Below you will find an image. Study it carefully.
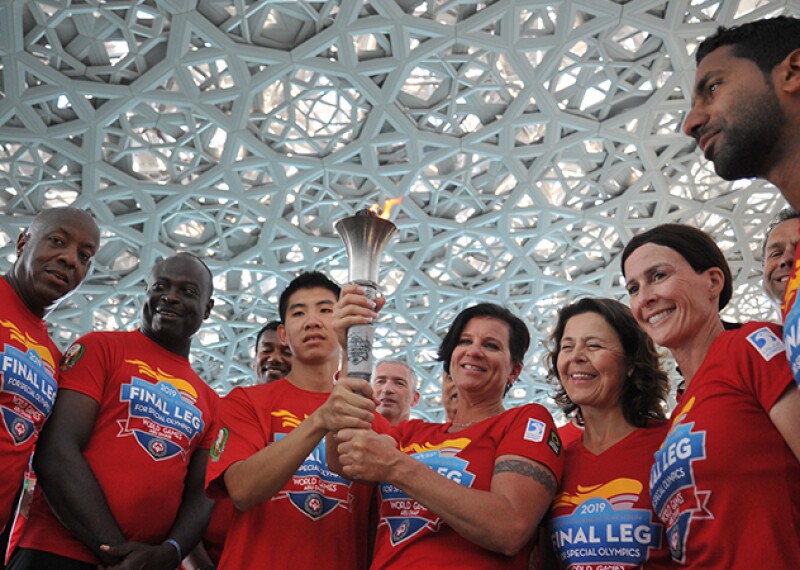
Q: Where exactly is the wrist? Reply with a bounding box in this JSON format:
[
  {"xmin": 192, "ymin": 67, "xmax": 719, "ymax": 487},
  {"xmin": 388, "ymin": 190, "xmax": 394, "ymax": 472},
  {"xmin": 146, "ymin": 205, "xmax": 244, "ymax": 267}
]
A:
[{"xmin": 163, "ymin": 538, "xmax": 182, "ymax": 569}]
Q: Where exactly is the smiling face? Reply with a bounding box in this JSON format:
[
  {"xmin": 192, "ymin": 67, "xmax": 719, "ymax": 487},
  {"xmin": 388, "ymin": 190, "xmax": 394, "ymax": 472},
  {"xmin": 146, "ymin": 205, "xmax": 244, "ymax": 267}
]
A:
[
  {"xmin": 556, "ymin": 312, "xmax": 627, "ymax": 414},
  {"xmin": 372, "ymin": 361, "xmax": 419, "ymax": 425},
  {"xmin": 683, "ymin": 45, "xmax": 786, "ymax": 183},
  {"xmin": 763, "ymin": 217, "xmax": 800, "ymax": 304},
  {"xmin": 254, "ymin": 328, "xmax": 293, "ymax": 384},
  {"xmin": 623, "ymin": 243, "xmax": 723, "ymax": 351},
  {"xmin": 279, "ymin": 286, "xmax": 339, "ymax": 366},
  {"xmin": 11, "ymin": 208, "xmax": 99, "ymax": 318},
  {"xmin": 140, "ymin": 255, "xmax": 213, "ymax": 356},
  {"xmin": 449, "ymin": 316, "xmax": 522, "ymax": 405}
]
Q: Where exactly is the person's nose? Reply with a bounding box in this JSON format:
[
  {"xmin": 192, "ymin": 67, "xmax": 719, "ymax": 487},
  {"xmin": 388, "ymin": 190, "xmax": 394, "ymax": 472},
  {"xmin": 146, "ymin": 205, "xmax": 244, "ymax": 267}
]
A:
[
  {"xmin": 781, "ymin": 247, "xmax": 796, "ymax": 268},
  {"xmin": 682, "ymin": 102, "xmax": 707, "ymax": 140},
  {"xmin": 57, "ymin": 244, "xmax": 79, "ymax": 269}
]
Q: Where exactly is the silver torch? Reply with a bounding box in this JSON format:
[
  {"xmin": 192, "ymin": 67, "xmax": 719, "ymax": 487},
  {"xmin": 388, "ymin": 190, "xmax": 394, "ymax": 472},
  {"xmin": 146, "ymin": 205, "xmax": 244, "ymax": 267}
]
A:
[{"xmin": 334, "ymin": 208, "xmax": 398, "ymax": 381}]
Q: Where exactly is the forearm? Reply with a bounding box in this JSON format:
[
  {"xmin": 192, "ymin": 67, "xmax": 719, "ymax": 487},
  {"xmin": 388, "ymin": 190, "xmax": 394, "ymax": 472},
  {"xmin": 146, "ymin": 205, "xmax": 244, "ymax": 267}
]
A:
[
  {"xmin": 224, "ymin": 411, "xmax": 328, "ymax": 510},
  {"xmin": 388, "ymin": 454, "xmax": 549, "ymax": 556},
  {"xmin": 163, "ymin": 450, "xmax": 215, "ymax": 563},
  {"xmin": 35, "ymin": 449, "xmax": 125, "ymax": 561}
]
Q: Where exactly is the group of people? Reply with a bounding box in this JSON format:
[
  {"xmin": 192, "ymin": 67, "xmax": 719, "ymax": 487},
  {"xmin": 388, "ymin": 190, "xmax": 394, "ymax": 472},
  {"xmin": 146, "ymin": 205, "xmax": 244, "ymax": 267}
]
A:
[{"xmin": 1, "ymin": 15, "xmax": 799, "ymax": 570}]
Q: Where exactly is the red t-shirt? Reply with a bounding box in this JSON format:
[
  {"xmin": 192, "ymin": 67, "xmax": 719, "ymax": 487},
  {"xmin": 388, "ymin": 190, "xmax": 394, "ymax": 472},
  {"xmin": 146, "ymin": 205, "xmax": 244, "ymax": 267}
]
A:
[
  {"xmin": 371, "ymin": 404, "xmax": 564, "ymax": 569},
  {"xmin": 548, "ymin": 421, "xmax": 672, "ymax": 569},
  {"xmin": 206, "ymin": 379, "xmax": 372, "ymax": 570},
  {"xmin": 650, "ymin": 322, "xmax": 800, "ymax": 566},
  {"xmin": 20, "ymin": 330, "xmax": 219, "ymax": 563},
  {"xmin": 557, "ymin": 420, "xmax": 584, "ymax": 448},
  {"xmin": 199, "ymin": 496, "xmax": 233, "ymax": 564},
  {"xmin": 0, "ymin": 278, "xmax": 60, "ymax": 533}
]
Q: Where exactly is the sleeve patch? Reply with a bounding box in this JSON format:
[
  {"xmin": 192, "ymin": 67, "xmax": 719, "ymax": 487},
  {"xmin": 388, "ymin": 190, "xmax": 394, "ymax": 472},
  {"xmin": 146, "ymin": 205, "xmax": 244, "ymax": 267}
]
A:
[
  {"xmin": 524, "ymin": 418, "xmax": 546, "ymax": 442},
  {"xmin": 746, "ymin": 327, "xmax": 784, "ymax": 361},
  {"xmin": 60, "ymin": 343, "xmax": 85, "ymax": 371},
  {"xmin": 547, "ymin": 429, "xmax": 562, "ymax": 456},
  {"xmin": 210, "ymin": 427, "xmax": 228, "ymax": 462}
]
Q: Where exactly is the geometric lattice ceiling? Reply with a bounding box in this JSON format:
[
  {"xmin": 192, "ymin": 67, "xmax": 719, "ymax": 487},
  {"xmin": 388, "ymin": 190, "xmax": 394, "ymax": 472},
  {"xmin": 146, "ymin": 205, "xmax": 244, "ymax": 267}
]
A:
[{"xmin": 2, "ymin": 0, "xmax": 797, "ymax": 421}]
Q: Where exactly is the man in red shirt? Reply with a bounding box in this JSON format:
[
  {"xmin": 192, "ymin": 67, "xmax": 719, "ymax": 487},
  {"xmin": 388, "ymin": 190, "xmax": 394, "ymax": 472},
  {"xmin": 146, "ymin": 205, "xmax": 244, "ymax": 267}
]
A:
[
  {"xmin": 206, "ymin": 272, "xmax": 376, "ymax": 569},
  {"xmin": 0, "ymin": 208, "xmax": 99, "ymax": 562},
  {"xmin": 10, "ymin": 253, "xmax": 219, "ymax": 570}
]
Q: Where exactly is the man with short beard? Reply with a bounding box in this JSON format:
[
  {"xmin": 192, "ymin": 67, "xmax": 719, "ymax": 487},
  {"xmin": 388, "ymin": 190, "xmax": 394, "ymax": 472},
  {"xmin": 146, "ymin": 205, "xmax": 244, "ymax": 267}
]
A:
[
  {"xmin": 684, "ymin": 17, "xmax": 800, "ymax": 384},
  {"xmin": 684, "ymin": 17, "xmax": 800, "ymax": 208}
]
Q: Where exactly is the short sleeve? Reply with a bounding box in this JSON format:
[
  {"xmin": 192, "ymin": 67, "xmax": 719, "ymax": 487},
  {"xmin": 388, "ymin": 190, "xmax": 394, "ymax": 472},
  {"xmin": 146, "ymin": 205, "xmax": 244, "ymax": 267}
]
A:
[
  {"xmin": 58, "ymin": 332, "xmax": 113, "ymax": 403},
  {"xmin": 205, "ymin": 387, "xmax": 269, "ymax": 497},
  {"xmin": 496, "ymin": 404, "xmax": 564, "ymax": 484},
  {"xmin": 736, "ymin": 323, "xmax": 795, "ymax": 412}
]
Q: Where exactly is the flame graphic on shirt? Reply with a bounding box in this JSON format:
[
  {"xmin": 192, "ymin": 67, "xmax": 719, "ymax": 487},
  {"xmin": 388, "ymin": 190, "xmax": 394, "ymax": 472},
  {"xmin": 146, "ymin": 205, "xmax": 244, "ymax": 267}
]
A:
[
  {"xmin": 670, "ymin": 396, "xmax": 695, "ymax": 429},
  {"xmin": 0, "ymin": 319, "xmax": 56, "ymax": 371},
  {"xmin": 272, "ymin": 409, "xmax": 307, "ymax": 429},
  {"xmin": 554, "ymin": 478, "xmax": 643, "ymax": 511},
  {"xmin": 124, "ymin": 359, "xmax": 198, "ymax": 403},
  {"xmin": 400, "ymin": 438, "xmax": 471, "ymax": 455},
  {"xmin": 782, "ymin": 258, "xmax": 800, "ymax": 320}
]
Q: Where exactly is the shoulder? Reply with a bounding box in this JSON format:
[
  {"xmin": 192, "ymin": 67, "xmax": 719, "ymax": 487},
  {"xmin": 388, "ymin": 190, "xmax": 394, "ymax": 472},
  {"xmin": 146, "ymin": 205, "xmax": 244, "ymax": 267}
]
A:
[{"xmin": 729, "ymin": 321, "xmax": 785, "ymax": 363}]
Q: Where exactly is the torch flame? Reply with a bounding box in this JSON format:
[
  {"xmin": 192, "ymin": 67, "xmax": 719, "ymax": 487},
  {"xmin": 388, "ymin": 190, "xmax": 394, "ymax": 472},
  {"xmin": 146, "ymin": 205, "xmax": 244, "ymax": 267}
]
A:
[{"xmin": 369, "ymin": 197, "xmax": 403, "ymax": 220}]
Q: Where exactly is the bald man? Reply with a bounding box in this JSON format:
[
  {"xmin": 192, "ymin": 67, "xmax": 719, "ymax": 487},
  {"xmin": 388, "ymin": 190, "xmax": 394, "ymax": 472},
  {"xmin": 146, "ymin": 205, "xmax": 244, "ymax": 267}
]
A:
[{"xmin": 0, "ymin": 208, "xmax": 99, "ymax": 538}]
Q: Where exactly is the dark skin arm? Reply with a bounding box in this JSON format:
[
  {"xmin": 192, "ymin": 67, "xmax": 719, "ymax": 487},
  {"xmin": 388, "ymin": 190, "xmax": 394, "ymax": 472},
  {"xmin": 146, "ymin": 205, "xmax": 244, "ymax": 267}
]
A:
[
  {"xmin": 33, "ymin": 389, "xmax": 127, "ymax": 565},
  {"xmin": 34, "ymin": 389, "xmax": 212, "ymax": 569}
]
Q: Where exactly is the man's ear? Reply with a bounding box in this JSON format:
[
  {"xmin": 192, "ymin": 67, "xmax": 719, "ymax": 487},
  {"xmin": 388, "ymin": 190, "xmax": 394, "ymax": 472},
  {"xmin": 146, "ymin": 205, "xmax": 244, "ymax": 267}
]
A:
[
  {"xmin": 778, "ymin": 48, "xmax": 800, "ymax": 94},
  {"xmin": 204, "ymin": 298, "xmax": 214, "ymax": 319},
  {"xmin": 706, "ymin": 266, "xmax": 725, "ymax": 300},
  {"xmin": 278, "ymin": 323, "xmax": 288, "ymax": 344},
  {"xmin": 16, "ymin": 231, "xmax": 29, "ymax": 257}
]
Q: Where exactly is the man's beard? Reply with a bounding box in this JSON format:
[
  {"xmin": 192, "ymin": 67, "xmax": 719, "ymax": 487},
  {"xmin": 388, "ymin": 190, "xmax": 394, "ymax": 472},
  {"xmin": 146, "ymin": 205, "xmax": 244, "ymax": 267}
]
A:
[{"xmin": 710, "ymin": 88, "xmax": 785, "ymax": 182}]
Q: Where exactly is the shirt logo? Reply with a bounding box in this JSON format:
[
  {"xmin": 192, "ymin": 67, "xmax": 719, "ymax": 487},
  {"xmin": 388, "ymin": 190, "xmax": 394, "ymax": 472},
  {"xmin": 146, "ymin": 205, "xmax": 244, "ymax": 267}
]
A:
[
  {"xmin": 548, "ymin": 429, "xmax": 562, "ymax": 456},
  {"xmin": 0, "ymin": 343, "xmax": 57, "ymax": 444},
  {"xmin": 118, "ymin": 377, "xmax": 205, "ymax": 461},
  {"xmin": 524, "ymin": 418, "xmax": 546, "ymax": 442},
  {"xmin": 551, "ymin": 479, "xmax": 663, "ymax": 568},
  {"xmin": 274, "ymin": 432, "xmax": 353, "ymax": 520},
  {"xmin": 746, "ymin": 327, "xmax": 783, "ymax": 361},
  {"xmin": 380, "ymin": 441, "xmax": 475, "ymax": 546},
  {"xmin": 649, "ymin": 421, "xmax": 711, "ymax": 564}
]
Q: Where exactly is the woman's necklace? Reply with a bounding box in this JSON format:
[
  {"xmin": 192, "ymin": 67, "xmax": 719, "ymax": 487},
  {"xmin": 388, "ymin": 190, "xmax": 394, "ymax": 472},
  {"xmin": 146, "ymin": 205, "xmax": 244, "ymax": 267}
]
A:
[{"xmin": 450, "ymin": 420, "xmax": 477, "ymax": 428}]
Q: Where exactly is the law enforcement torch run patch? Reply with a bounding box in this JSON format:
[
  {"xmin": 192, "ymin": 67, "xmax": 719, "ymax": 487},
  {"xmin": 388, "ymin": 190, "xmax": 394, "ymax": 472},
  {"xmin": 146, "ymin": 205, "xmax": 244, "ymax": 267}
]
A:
[{"xmin": 210, "ymin": 427, "xmax": 228, "ymax": 462}]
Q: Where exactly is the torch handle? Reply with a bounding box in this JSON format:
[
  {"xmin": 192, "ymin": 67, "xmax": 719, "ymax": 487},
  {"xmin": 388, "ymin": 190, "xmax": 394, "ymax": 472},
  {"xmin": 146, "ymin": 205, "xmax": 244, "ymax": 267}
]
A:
[{"xmin": 346, "ymin": 280, "xmax": 378, "ymax": 381}]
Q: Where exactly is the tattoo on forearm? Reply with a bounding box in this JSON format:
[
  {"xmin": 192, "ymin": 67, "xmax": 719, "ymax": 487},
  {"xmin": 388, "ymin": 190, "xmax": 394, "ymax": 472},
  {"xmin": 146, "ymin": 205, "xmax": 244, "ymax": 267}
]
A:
[{"xmin": 494, "ymin": 460, "xmax": 557, "ymax": 495}]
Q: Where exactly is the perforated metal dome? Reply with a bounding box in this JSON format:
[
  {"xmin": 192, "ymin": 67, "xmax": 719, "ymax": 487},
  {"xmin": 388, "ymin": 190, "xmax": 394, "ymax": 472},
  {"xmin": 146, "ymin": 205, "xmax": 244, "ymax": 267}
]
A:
[{"xmin": 1, "ymin": 0, "xmax": 796, "ymax": 421}]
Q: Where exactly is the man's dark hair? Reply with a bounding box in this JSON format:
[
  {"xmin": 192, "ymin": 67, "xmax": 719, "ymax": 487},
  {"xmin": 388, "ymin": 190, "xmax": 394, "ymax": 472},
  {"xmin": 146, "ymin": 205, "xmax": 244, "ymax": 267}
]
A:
[
  {"xmin": 621, "ymin": 223, "xmax": 733, "ymax": 311},
  {"xmin": 278, "ymin": 271, "xmax": 341, "ymax": 322},
  {"xmin": 761, "ymin": 208, "xmax": 800, "ymax": 263},
  {"xmin": 696, "ymin": 16, "xmax": 800, "ymax": 74},
  {"xmin": 254, "ymin": 320, "xmax": 282, "ymax": 351},
  {"xmin": 437, "ymin": 303, "xmax": 530, "ymax": 374}
]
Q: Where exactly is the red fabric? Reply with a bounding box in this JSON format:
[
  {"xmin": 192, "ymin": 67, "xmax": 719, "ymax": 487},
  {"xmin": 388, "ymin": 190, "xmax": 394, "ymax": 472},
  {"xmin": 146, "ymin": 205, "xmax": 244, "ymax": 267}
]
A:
[
  {"xmin": 206, "ymin": 379, "xmax": 371, "ymax": 570},
  {"xmin": 20, "ymin": 330, "xmax": 219, "ymax": 563},
  {"xmin": 548, "ymin": 421, "xmax": 672, "ymax": 569},
  {"xmin": 371, "ymin": 404, "xmax": 564, "ymax": 569},
  {"xmin": 0, "ymin": 278, "xmax": 60, "ymax": 533},
  {"xmin": 650, "ymin": 321, "xmax": 800, "ymax": 566},
  {"xmin": 557, "ymin": 420, "xmax": 584, "ymax": 447},
  {"xmin": 201, "ymin": 497, "xmax": 233, "ymax": 563}
]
